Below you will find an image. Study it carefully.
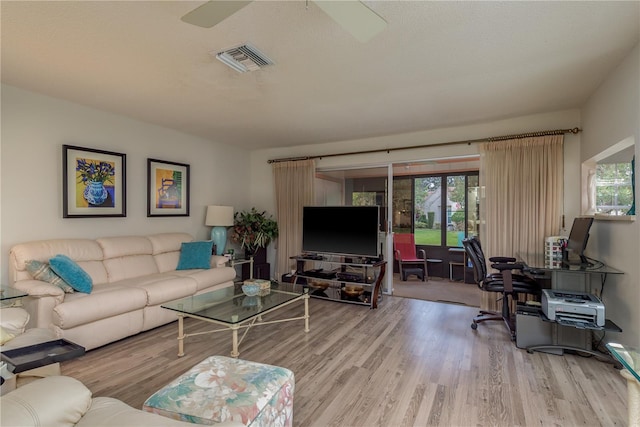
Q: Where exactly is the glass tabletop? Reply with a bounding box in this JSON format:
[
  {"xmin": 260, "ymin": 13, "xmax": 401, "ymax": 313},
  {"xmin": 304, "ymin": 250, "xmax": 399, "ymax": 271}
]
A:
[
  {"xmin": 0, "ymin": 287, "xmax": 28, "ymax": 301},
  {"xmin": 517, "ymin": 252, "xmax": 624, "ymax": 274},
  {"xmin": 606, "ymin": 342, "xmax": 640, "ymax": 382},
  {"xmin": 162, "ymin": 282, "xmax": 305, "ymax": 325}
]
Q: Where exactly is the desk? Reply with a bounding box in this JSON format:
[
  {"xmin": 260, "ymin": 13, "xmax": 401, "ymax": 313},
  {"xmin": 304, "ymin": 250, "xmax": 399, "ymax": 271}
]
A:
[
  {"xmin": 518, "ymin": 252, "xmax": 623, "ymax": 356},
  {"xmin": 606, "ymin": 343, "xmax": 640, "ymax": 425}
]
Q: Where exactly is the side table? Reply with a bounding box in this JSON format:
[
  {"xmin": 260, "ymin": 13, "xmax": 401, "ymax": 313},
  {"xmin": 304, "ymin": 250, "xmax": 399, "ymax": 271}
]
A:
[
  {"xmin": 606, "ymin": 342, "xmax": 640, "ymax": 426},
  {"xmin": 228, "ymin": 255, "xmax": 253, "ymax": 283},
  {"xmin": 448, "ymin": 248, "xmax": 467, "ymax": 282},
  {"xmin": 0, "ymin": 287, "xmax": 28, "ymax": 308}
]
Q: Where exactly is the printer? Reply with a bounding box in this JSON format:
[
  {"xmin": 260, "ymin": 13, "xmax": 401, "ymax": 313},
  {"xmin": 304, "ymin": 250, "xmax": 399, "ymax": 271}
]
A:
[{"xmin": 541, "ymin": 289, "xmax": 605, "ymax": 327}]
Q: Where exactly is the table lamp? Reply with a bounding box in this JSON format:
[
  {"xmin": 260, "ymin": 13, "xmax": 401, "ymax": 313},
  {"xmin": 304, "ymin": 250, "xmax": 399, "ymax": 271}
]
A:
[{"xmin": 205, "ymin": 205, "xmax": 234, "ymax": 255}]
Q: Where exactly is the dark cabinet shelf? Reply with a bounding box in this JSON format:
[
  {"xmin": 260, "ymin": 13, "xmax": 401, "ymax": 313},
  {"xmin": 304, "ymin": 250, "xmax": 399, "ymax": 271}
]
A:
[{"xmin": 290, "ymin": 255, "xmax": 386, "ymax": 309}]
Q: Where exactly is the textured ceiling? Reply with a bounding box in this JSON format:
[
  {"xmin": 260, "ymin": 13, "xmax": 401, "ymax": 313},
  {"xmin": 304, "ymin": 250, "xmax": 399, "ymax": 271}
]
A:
[{"xmin": 2, "ymin": 1, "xmax": 639, "ymax": 149}]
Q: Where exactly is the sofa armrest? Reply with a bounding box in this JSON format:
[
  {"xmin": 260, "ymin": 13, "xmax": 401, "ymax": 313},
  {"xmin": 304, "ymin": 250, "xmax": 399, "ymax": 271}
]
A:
[
  {"xmin": 211, "ymin": 255, "xmax": 229, "ymax": 268},
  {"xmin": 0, "ymin": 376, "xmax": 91, "ymax": 426},
  {"xmin": 78, "ymin": 397, "xmax": 239, "ymax": 427},
  {"xmin": 13, "ymin": 280, "xmax": 65, "ymax": 302},
  {"xmin": 0, "ymin": 307, "xmax": 30, "ymax": 335}
]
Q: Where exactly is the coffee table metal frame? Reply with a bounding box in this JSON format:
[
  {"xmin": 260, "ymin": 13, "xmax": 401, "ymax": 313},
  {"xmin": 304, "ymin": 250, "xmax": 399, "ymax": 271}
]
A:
[{"xmin": 162, "ymin": 284, "xmax": 309, "ymax": 358}]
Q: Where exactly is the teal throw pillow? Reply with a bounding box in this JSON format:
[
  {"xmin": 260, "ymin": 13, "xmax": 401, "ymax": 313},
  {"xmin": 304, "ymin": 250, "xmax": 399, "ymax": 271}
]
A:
[
  {"xmin": 49, "ymin": 254, "xmax": 93, "ymax": 293},
  {"xmin": 25, "ymin": 259, "xmax": 75, "ymax": 293},
  {"xmin": 176, "ymin": 241, "xmax": 213, "ymax": 270}
]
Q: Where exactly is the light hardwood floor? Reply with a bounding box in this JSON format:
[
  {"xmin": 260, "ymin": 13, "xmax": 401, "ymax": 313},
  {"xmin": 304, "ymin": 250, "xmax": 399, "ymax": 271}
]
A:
[{"xmin": 61, "ymin": 296, "xmax": 628, "ymax": 426}]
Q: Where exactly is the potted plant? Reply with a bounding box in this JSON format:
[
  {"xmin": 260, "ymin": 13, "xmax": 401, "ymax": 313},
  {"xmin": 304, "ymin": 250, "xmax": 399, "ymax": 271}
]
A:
[{"xmin": 231, "ymin": 208, "xmax": 278, "ymax": 259}]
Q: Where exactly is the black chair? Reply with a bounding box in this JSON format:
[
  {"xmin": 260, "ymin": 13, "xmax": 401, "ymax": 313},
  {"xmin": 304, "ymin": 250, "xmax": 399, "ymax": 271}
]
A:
[{"xmin": 462, "ymin": 236, "xmax": 541, "ymax": 340}]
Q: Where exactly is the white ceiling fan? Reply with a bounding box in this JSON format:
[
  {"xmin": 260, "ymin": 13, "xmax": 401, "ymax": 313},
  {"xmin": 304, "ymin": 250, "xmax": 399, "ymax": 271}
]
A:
[{"xmin": 181, "ymin": 0, "xmax": 387, "ymax": 43}]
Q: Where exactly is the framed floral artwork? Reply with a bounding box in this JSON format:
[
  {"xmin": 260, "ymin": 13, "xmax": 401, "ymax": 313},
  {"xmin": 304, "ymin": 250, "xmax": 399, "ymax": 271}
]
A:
[
  {"xmin": 147, "ymin": 158, "xmax": 190, "ymax": 217},
  {"xmin": 63, "ymin": 145, "xmax": 127, "ymax": 218}
]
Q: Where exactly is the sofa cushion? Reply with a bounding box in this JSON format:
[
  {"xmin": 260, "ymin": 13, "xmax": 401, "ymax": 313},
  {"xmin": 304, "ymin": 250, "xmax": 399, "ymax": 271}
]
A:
[
  {"xmin": 0, "ymin": 376, "xmax": 92, "ymax": 427},
  {"xmin": 148, "ymin": 233, "xmax": 193, "ymax": 255},
  {"xmin": 176, "ymin": 241, "xmax": 213, "ymax": 270},
  {"xmin": 10, "ymin": 239, "xmax": 105, "ymax": 283},
  {"xmin": 119, "ymin": 275, "xmax": 198, "ymax": 306},
  {"xmin": 9, "ymin": 239, "xmax": 104, "ymax": 270},
  {"xmin": 49, "ymin": 255, "xmax": 93, "ymax": 294},
  {"xmin": 102, "ymin": 255, "xmax": 159, "ymax": 283},
  {"xmin": 172, "ymin": 267, "xmax": 237, "ymax": 292},
  {"xmin": 97, "ymin": 236, "xmax": 153, "ymax": 259},
  {"xmin": 52, "ymin": 286, "xmax": 148, "ymax": 329},
  {"xmin": 25, "ymin": 260, "xmax": 75, "ymax": 293}
]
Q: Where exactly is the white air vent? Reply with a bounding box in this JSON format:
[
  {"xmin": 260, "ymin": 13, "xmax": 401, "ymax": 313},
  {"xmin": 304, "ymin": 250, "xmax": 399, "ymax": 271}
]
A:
[{"xmin": 214, "ymin": 43, "xmax": 274, "ymax": 73}]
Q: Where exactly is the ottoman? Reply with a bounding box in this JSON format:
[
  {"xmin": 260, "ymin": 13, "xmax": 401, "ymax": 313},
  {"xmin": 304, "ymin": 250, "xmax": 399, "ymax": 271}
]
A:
[{"xmin": 143, "ymin": 356, "xmax": 294, "ymax": 426}]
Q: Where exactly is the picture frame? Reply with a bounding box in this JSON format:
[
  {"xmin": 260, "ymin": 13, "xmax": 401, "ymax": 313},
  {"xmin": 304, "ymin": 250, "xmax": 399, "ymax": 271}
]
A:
[
  {"xmin": 63, "ymin": 145, "xmax": 127, "ymax": 218},
  {"xmin": 147, "ymin": 158, "xmax": 190, "ymax": 217}
]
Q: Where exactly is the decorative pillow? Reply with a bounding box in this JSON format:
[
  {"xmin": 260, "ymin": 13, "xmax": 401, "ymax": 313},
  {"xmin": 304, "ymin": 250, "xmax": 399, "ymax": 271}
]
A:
[
  {"xmin": 176, "ymin": 241, "xmax": 214, "ymax": 270},
  {"xmin": 0, "ymin": 327, "xmax": 15, "ymax": 345},
  {"xmin": 25, "ymin": 260, "xmax": 75, "ymax": 293},
  {"xmin": 49, "ymin": 254, "xmax": 93, "ymax": 293}
]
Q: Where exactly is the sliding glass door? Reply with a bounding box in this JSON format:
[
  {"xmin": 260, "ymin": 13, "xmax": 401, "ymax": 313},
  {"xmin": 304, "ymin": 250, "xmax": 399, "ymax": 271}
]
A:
[{"xmin": 394, "ymin": 172, "xmax": 479, "ymax": 247}]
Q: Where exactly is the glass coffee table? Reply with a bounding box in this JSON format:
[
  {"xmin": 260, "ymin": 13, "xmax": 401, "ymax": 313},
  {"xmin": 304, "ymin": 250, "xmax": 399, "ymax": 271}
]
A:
[
  {"xmin": 606, "ymin": 343, "xmax": 640, "ymax": 426},
  {"xmin": 162, "ymin": 283, "xmax": 309, "ymax": 358}
]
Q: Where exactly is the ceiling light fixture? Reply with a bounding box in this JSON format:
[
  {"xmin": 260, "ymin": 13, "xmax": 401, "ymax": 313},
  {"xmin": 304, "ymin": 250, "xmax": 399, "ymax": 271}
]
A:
[{"xmin": 214, "ymin": 43, "xmax": 274, "ymax": 73}]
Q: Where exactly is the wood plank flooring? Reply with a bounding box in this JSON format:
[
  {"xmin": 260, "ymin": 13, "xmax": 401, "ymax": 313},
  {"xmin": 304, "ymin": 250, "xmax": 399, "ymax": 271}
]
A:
[{"xmin": 61, "ymin": 296, "xmax": 628, "ymax": 426}]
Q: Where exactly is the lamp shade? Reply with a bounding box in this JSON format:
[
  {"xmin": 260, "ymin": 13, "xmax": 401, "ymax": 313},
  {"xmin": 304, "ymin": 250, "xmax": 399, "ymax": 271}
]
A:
[{"xmin": 205, "ymin": 205, "xmax": 234, "ymax": 226}]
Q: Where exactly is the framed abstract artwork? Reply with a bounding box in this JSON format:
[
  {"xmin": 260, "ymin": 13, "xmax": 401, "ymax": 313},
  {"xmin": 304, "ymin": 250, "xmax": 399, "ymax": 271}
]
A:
[
  {"xmin": 63, "ymin": 145, "xmax": 127, "ymax": 218},
  {"xmin": 147, "ymin": 158, "xmax": 190, "ymax": 217}
]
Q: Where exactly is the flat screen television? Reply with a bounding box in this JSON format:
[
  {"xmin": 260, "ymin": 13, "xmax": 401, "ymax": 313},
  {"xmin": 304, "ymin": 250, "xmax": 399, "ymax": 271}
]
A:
[
  {"xmin": 564, "ymin": 217, "xmax": 594, "ymax": 266},
  {"xmin": 302, "ymin": 206, "xmax": 380, "ymax": 258}
]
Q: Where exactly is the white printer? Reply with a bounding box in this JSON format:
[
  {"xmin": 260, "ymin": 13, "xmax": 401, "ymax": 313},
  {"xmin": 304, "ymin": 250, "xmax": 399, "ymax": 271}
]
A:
[{"xmin": 541, "ymin": 289, "xmax": 605, "ymax": 327}]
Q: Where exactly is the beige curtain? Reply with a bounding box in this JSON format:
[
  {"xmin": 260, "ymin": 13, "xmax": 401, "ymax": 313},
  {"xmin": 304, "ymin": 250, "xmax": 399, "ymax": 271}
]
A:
[
  {"xmin": 479, "ymin": 135, "xmax": 563, "ymax": 310},
  {"xmin": 273, "ymin": 159, "xmax": 315, "ymax": 279}
]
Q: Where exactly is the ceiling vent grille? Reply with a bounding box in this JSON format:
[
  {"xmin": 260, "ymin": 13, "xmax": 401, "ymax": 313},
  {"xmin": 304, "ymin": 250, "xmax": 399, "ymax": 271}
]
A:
[{"xmin": 214, "ymin": 43, "xmax": 274, "ymax": 73}]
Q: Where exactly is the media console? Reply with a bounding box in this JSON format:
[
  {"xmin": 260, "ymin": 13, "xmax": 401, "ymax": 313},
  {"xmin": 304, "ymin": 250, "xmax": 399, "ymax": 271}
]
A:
[{"xmin": 290, "ymin": 254, "xmax": 386, "ymax": 309}]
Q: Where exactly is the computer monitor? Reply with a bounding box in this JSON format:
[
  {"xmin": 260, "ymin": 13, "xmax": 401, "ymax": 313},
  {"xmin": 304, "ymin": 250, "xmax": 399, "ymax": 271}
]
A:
[{"xmin": 563, "ymin": 217, "xmax": 594, "ymax": 266}]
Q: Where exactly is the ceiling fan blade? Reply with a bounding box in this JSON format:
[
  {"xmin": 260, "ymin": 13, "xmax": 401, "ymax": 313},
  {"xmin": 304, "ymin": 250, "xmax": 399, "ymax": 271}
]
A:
[
  {"xmin": 314, "ymin": 1, "xmax": 387, "ymax": 43},
  {"xmin": 181, "ymin": 1, "xmax": 253, "ymax": 28}
]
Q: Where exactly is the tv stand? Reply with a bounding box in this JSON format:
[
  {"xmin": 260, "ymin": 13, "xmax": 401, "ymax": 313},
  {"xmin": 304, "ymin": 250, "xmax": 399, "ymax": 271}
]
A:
[{"xmin": 290, "ymin": 254, "xmax": 386, "ymax": 309}]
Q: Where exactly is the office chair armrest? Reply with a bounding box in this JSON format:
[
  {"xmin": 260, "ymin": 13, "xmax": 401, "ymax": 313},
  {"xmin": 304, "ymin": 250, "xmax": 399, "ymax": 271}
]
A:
[
  {"xmin": 489, "ymin": 256, "xmax": 516, "ymax": 263},
  {"xmin": 490, "ymin": 262, "xmax": 525, "ymax": 272},
  {"xmin": 417, "ymin": 248, "xmax": 426, "ymax": 260}
]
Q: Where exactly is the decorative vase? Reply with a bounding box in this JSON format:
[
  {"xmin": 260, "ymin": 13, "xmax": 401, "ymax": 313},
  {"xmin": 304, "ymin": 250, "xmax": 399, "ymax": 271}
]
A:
[{"xmin": 84, "ymin": 181, "xmax": 108, "ymax": 206}]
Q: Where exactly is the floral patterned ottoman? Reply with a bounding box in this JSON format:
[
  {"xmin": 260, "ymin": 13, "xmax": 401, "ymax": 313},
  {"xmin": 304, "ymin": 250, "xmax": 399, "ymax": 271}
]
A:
[{"xmin": 143, "ymin": 356, "xmax": 294, "ymax": 426}]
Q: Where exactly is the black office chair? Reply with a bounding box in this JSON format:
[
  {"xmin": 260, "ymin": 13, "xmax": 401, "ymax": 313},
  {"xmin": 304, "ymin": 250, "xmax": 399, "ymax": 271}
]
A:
[{"xmin": 463, "ymin": 236, "xmax": 541, "ymax": 340}]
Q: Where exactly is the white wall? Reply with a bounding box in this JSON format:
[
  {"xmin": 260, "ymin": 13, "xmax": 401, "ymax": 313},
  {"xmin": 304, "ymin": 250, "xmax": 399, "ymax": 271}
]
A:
[
  {"xmin": 1, "ymin": 84, "xmax": 251, "ymax": 284},
  {"xmin": 581, "ymin": 44, "xmax": 639, "ymax": 347}
]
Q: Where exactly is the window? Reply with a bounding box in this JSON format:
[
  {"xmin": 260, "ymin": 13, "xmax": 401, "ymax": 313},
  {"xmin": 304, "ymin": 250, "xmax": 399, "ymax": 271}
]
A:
[
  {"xmin": 582, "ymin": 137, "xmax": 635, "ymax": 218},
  {"xmin": 595, "ymin": 162, "xmax": 633, "ymax": 215},
  {"xmin": 393, "ymin": 172, "xmax": 479, "ymax": 246}
]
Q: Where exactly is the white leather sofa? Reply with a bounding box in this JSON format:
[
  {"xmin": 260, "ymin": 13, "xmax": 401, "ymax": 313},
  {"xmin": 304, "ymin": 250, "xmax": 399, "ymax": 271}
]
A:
[
  {"xmin": 1, "ymin": 307, "xmax": 61, "ymax": 395},
  {"xmin": 8, "ymin": 233, "xmax": 236, "ymax": 350},
  {"xmin": 1, "ymin": 375, "xmax": 244, "ymax": 426}
]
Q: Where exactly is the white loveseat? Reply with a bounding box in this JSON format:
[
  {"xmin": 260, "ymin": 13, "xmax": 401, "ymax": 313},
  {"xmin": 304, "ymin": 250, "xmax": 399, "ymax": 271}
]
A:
[
  {"xmin": 8, "ymin": 233, "xmax": 236, "ymax": 350},
  {"xmin": 1, "ymin": 375, "xmax": 244, "ymax": 426}
]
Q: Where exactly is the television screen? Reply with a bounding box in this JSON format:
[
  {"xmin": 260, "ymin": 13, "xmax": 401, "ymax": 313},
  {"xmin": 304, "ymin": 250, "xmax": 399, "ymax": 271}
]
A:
[{"xmin": 302, "ymin": 206, "xmax": 380, "ymax": 258}]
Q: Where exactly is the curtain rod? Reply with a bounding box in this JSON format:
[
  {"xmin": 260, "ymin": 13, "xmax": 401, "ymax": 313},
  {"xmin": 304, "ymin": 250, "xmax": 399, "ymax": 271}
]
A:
[{"xmin": 267, "ymin": 127, "xmax": 581, "ymax": 164}]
